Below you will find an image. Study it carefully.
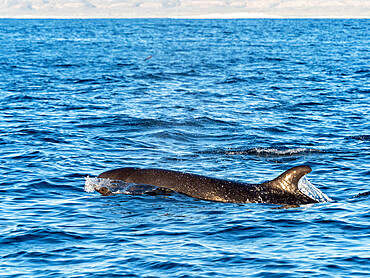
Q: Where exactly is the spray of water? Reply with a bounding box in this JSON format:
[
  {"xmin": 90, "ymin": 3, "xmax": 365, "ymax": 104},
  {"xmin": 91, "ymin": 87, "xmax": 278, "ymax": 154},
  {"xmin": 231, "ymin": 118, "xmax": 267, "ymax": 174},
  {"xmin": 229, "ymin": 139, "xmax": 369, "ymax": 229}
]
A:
[
  {"xmin": 84, "ymin": 176, "xmax": 133, "ymax": 194},
  {"xmin": 298, "ymin": 176, "xmax": 332, "ymax": 202}
]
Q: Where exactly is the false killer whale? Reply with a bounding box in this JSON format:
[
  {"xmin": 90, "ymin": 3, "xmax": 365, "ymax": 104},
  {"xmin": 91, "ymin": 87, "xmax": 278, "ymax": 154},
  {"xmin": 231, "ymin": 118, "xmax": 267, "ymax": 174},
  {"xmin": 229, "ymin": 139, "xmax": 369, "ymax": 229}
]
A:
[{"xmin": 93, "ymin": 165, "xmax": 320, "ymax": 205}]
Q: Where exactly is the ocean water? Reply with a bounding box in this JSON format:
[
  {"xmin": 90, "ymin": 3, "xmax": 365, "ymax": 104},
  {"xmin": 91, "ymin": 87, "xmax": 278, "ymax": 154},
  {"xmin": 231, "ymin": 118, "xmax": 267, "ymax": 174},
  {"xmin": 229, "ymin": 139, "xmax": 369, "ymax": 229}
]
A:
[{"xmin": 0, "ymin": 19, "xmax": 369, "ymax": 277}]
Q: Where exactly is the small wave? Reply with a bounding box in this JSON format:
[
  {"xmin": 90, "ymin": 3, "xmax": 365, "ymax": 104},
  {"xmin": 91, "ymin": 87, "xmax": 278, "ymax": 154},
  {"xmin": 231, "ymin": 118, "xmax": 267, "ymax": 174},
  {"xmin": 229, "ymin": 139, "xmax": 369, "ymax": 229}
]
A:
[
  {"xmin": 194, "ymin": 116, "xmax": 237, "ymax": 126},
  {"xmin": 169, "ymin": 70, "xmax": 198, "ymax": 77},
  {"xmin": 54, "ymin": 64, "xmax": 77, "ymax": 68},
  {"xmin": 7, "ymin": 150, "xmax": 43, "ymax": 160},
  {"xmin": 116, "ymin": 62, "xmax": 135, "ymax": 67},
  {"xmin": 3, "ymin": 94, "xmax": 56, "ymax": 102},
  {"xmin": 224, "ymin": 147, "xmax": 323, "ymax": 157},
  {"xmin": 150, "ymin": 130, "xmax": 198, "ymax": 142},
  {"xmin": 352, "ymin": 191, "xmax": 370, "ymax": 199},
  {"xmin": 219, "ymin": 77, "xmax": 248, "ymax": 84},
  {"xmin": 2, "ymin": 227, "xmax": 84, "ymax": 244},
  {"xmin": 74, "ymin": 79, "xmax": 96, "ymax": 84},
  {"xmin": 298, "ymin": 177, "xmax": 332, "ymax": 203},
  {"xmin": 265, "ymin": 57, "xmax": 284, "ymax": 62},
  {"xmin": 124, "ymin": 118, "xmax": 173, "ymax": 128},
  {"xmin": 348, "ymin": 135, "xmax": 370, "ymax": 141},
  {"xmin": 132, "ymin": 73, "xmax": 172, "ymax": 81},
  {"xmin": 297, "ymin": 102, "xmax": 324, "ymax": 106}
]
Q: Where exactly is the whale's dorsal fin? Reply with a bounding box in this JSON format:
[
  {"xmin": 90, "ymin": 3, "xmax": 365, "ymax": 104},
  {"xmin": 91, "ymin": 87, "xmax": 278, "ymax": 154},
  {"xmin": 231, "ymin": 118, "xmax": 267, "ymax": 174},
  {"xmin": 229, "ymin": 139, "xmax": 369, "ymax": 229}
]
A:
[{"xmin": 266, "ymin": 166, "xmax": 312, "ymax": 193}]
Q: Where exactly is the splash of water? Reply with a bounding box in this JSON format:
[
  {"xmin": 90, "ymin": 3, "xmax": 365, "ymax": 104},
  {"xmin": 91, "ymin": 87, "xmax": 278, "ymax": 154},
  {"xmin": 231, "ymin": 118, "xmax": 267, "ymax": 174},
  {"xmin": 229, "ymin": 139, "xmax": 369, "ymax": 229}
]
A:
[
  {"xmin": 84, "ymin": 176, "xmax": 132, "ymax": 194},
  {"xmin": 85, "ymin": 176, "xmax": 159, "ymax": 195},
  {"xmin": 225, "ymin": 147, "xmax": 323, "ymax": 157},
  {"xmin": 298, "ymin": 176, "xmax": 332, "ymax": 202}
]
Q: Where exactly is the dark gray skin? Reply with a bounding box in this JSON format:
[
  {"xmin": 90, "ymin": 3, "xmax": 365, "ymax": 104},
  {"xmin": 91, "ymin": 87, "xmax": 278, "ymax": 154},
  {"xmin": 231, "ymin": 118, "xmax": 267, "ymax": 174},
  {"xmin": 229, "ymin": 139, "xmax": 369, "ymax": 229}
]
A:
[{"xmin": 96, "ymin": 165, "xmax": 318, "ymax": 205}]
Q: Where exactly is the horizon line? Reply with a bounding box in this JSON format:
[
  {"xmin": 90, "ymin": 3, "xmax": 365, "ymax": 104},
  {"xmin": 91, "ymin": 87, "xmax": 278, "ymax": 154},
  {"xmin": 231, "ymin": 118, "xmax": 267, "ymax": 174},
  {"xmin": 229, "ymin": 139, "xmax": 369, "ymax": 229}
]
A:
[{"xmin": 1, "ymin": 15, "xmax": 369, "ymax": 19}]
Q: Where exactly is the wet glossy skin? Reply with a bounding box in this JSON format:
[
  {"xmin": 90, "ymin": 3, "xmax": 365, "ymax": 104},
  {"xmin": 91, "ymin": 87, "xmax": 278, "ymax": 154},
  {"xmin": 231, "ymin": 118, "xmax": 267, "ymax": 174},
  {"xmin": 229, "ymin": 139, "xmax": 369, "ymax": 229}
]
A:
[{"xmin": 97, "ymin": 166, "xmax": 317, "ymax": 205}]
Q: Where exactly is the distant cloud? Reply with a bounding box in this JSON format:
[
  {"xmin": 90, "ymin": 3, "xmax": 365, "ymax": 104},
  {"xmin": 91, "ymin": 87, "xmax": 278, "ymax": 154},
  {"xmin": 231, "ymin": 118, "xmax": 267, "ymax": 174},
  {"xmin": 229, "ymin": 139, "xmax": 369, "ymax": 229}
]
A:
[{"xmin": 0, "ymin": 0, "xmax": 369, "ymax": 18}]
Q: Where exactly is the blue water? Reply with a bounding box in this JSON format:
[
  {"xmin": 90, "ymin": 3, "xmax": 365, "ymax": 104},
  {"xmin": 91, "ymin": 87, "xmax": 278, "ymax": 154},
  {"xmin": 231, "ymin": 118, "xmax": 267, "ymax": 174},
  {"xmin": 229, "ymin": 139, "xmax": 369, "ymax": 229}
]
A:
[{"xmin": 0, "ymin": 19, "xmax": 369, "ymax": 277}]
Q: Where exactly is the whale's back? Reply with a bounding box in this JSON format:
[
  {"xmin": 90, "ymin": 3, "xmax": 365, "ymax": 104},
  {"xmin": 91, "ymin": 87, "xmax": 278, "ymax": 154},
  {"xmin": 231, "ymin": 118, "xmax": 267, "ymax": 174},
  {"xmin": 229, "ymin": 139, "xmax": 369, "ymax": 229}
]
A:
[{"xmin": 96, "ymin": 166, "xmax": 319, "ymax": 204}]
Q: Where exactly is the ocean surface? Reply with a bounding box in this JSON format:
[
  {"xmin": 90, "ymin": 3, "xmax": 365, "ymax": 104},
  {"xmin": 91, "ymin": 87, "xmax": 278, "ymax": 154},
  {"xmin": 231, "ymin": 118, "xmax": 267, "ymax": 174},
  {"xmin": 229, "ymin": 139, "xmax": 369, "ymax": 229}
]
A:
[{"xmin": 0, "ymin": 19, "xmax": 369, "ymax": 277}]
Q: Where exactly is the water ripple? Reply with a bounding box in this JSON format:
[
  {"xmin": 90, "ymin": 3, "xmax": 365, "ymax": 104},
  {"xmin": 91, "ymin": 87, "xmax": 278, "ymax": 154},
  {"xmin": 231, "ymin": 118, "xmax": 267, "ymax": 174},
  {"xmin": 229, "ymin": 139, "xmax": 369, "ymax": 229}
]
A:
[{"xmin": 0, "ymin": 18, "xmax": 369, "ymax": 278}]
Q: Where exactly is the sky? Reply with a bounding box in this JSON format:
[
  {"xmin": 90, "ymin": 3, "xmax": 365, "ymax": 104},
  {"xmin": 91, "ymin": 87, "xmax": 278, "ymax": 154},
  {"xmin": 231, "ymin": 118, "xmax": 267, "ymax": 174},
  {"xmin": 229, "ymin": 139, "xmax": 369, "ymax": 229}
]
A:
[{"xmin": 0, "ymin": 0, "xmax": 369, "ymax": 18}]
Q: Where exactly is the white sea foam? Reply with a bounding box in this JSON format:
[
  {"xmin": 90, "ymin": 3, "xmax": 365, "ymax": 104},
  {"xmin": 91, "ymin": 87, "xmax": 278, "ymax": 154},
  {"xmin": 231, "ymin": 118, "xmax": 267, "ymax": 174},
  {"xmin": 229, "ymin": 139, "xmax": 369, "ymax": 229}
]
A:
[
  {"xmin": 226, "ymin": 147, "xmax": 322, "ymax": 157},
  {"xmin": 84, "ymin": 176, "xmax": 159, "ymax": 195},
  {"xmin": 298, "ymin": 176, "xmax": 332, "ymax": 202},
  {"xmin": 84, "ymin": 176, "xmax": 133, "ymax": 194},
  {"xmin": 84, "ymin": 176, "xmax": 107, "ymax": 193}
]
